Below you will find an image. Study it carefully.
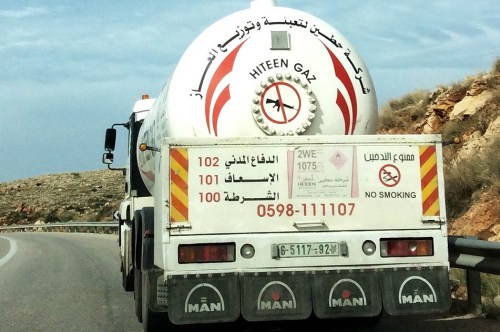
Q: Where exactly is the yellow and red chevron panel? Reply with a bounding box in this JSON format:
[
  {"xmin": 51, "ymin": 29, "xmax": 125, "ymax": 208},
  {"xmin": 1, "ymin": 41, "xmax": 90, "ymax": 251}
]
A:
[
  {"xmin": 170, "ymin": 148, "xmax": 188, "ymax": 222},
  {"xmin": 419, "ymin": 146, "xmax": 439, "ymax": 216}
]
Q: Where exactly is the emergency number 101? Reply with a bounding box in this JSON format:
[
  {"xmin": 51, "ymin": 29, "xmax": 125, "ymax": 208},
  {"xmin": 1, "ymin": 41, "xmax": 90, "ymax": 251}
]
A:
[{"xmin": 199, "ymin": 174, "xmax": 219, "ymax": 185}]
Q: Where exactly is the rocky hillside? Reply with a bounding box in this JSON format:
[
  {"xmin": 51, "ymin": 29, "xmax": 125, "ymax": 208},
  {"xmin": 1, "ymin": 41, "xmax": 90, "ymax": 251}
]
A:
[
  {"xmin": 1, "ymin": 60, "xmax": 499, "ymax": 242},
  {"xmin": 0, "ymin": 170, "xmax": 125, "ymax": 225},
  {"xmin": 377, "ymin": 59, "xmax": 500, "ymax": 241}
]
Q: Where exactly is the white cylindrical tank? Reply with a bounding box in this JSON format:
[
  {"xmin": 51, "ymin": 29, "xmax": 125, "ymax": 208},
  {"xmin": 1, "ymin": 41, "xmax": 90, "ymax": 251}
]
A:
[{"xmin": 138, "ymin": 1, "xmax": 378, "ymax": 192}]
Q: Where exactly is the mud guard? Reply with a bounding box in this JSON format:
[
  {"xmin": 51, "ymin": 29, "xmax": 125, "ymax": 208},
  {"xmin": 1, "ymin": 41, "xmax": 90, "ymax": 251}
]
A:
[
  {"xmin": 313, "ymin": 270, "xmax": 382, "ymax": 318},
  {"xmin": 381, "ymin": 266, "xmax": 451, "ymax": 315},
  {"xmin": 167, "ymin": 274, "xmax": 240, "ymax": 325},
  {"xmin": 140, "ymin": 207, "xmax": 155, "ymax": 270},
  {"xmin": 241, "ymin": 272, "xmax": 312, "ymax": 322}
]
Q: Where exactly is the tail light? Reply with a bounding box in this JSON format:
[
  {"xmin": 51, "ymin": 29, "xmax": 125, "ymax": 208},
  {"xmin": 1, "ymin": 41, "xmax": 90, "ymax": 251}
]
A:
[
  {"xmin": 380, "ymin": 238, "xmax": 433, "ymax": 257},
  {"xmin": 178, "ymin": 243, "xmax": 236, "ymax": 263}
]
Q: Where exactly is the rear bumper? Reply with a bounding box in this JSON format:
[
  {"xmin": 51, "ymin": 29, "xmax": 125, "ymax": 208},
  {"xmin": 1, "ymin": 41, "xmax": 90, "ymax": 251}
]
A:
[{"xmin": 163, "ymin": 266, "xmax": 451, "ymax": 325}]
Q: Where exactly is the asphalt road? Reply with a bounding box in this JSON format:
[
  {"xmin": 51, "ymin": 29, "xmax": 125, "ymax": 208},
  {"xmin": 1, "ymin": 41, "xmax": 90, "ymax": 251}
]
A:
[
  {"xmin": 0, "ymin": 233, "xmax": 498, "ymax": 332},
  {"xmin": 0, "ymin": 232, "xmax": 143, "ymax": 332}
]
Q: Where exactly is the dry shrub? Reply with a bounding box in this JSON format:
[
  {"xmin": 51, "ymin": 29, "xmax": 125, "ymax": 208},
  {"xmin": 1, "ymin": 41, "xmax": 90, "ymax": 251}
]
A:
[
  {"xmin": 492, "ymin": 56, "xmax": 500, "ymax": 74},
  {"xmin": 491, "ymin": 87, "xmax": 500, "ymax": 105},
  {"xmin": 382, "ymin": 89, "xmax": 431, "ymax": 112},
  {"xmin": 378, "ymin": 89, "xmax": 430, "ymax": 132},
  {"xmin": 441, "ymin": 119, "xmax": 470, "ymax": 143},
  {"xmin": 445, "ymin": 137, "xmax": 500, "ymax": 219}
]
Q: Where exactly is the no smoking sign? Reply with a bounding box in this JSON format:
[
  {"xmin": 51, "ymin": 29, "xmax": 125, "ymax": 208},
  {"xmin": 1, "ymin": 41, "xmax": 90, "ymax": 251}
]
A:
[{"xmin": 378, "ymin": 164, "xmax": 401, "ymax": 187}]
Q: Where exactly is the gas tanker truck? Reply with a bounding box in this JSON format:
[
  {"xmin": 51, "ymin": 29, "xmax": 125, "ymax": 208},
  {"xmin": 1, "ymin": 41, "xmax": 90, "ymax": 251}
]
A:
[{"xmin": 103, "ymin": 0, "xmax": 451, "ymax": 330}]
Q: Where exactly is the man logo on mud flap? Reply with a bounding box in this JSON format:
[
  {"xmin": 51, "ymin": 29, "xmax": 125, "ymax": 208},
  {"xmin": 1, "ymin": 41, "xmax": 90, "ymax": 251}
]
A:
[
  {"xmin": 398, "ymin": 276, "xmax": 437, "ymax": 304},
  {"xmin": 184, "ymin": 283, "xmax": 225, "ymax": 313},
  {"xmin": 257, "ymin": 281, "xmax": 297, "ymax": 310},
  {"xmin": 328, "ymin": 278, "xmax": 368, "ymax": 307}
]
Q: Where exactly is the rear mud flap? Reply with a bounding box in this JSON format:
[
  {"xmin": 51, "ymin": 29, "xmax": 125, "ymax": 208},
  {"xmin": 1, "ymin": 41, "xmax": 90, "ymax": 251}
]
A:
[
  {"xmin": 381, "ymin": 266, "xmax": 451, "ymax": 315},
  {"xmin": 167, "ymin": 274, "xmax": 240, "ymax": 325},
  {"xmin": 313, "ymin": 270, "xmax": 382, "ymax": 318},
  {"xmin": 241, "ymin": 272, "xmax": 312, "ymax": 322}
]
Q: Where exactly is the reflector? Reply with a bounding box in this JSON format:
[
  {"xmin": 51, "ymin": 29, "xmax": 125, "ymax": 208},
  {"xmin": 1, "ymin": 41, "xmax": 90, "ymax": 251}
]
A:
[
  {"xmin": 380, "ymin": 238, "xmax": 433, "ymax": 257},
  {"xmin": 178, "ymin": 243, "xmax": 236, "ymax": 263}
]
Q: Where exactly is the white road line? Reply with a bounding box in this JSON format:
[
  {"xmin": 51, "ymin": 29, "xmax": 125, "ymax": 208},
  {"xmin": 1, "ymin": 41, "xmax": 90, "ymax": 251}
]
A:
[{"xmin": 0, "ymin": 236, "xmax": 18, "ymax": 268}]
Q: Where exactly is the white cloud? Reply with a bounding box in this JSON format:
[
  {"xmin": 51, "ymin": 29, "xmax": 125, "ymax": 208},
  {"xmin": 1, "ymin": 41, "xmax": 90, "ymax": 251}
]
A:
[{"xmin": 0, "ymin": 7, "xmax": 48, "ymax": 19}]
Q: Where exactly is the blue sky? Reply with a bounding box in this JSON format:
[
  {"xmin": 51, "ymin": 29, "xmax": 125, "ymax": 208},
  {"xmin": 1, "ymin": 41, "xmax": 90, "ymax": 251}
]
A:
[{"xmin": 1, "ymin": 0, "xmax": 499, "ymax": 182}]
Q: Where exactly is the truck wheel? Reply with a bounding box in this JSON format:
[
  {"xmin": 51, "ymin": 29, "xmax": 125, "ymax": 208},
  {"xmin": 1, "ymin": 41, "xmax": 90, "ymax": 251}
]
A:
[
  {"xmin": 134, "ymin": 265, "xmax": 143, "ymax": 323},
  {"xmin": 142, "ymin": 268, "xmax": 164, "ymax": 332},
  {"xmin": 133, "ymin": 211, "xmax": 143, "ymax": 323},
  {"xmin": 122, "ymin": 262, "xmax": 134, "ymax": 291},
  {"xmin": 141, "ymin": 236, "xmax": 171, "ymax": 332}
]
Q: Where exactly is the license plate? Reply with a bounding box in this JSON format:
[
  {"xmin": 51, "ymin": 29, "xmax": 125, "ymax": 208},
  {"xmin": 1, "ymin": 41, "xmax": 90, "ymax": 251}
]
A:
[{"xmin": 276, "ymin": 242, "xmax": 339, "ymax": 258}]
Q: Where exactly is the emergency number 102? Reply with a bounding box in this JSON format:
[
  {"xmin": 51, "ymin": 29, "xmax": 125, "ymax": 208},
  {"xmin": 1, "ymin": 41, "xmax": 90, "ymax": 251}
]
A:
[{"xmin": 197, "ymin": 156, "xmax": 219, "ymax": 167}]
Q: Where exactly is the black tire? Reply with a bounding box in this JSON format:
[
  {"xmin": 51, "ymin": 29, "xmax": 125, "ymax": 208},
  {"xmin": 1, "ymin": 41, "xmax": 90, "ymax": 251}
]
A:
[
  {"xmin": 122, "ymin": 262, "xmax": 134, "ymax": 291},
  {"xmin": 120, "ymin": 218, "xmax": 134, "ymax": 292},
  {"xmin": 133, "ymin": 211, "xmax": 143, "ymax": 322},
  {"xmin": 142, "ymin": 269, "xmax": 163, "ymax": 332},
  {"xmin": 141, "ymin": 236, "xmax": 171, "ymax": 332},
  {"xmin": 138, "ymin": 207, "xmax": 171, "ymax": 330},
  {"xmin": 134, "ymin": 265, "xmax": 143, "ymax": 323}
]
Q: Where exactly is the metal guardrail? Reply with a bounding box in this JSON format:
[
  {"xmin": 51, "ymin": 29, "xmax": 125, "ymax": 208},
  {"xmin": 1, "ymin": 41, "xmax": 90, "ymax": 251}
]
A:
[
  {"xmin": 448, "ymin": 235, "xmax": 500, "ymax": 315},
  {"xmin": 448, "ymin": 235, "xmax": 500, "ymax": 275},
  {"xmin": 0, "ymin": 221, "xmax": 118, "ymax": 234}
]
